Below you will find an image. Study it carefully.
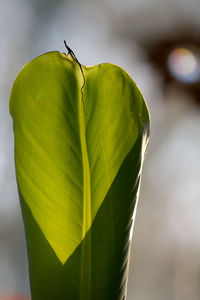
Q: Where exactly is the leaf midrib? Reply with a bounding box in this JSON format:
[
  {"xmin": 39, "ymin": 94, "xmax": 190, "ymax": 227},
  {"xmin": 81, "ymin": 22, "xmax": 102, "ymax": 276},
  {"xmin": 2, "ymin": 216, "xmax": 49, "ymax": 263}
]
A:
[{"xmin": 76, "ymin": 60, "xmax": 91, "ymax": 300}]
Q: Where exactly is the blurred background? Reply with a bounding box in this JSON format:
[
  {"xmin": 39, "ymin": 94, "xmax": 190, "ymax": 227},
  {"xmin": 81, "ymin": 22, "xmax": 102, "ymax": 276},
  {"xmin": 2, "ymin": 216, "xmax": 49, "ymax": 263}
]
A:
[{"xmin": 1, "ymin": 0, "xmax": 200, "ymax": 299}]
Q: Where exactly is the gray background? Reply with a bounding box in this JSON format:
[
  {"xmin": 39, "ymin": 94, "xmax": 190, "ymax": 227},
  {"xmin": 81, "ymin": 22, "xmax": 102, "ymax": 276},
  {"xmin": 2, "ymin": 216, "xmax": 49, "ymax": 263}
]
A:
[{"xmin": 1, "ymin": 0, "xmax": 200, "ymax": 299}]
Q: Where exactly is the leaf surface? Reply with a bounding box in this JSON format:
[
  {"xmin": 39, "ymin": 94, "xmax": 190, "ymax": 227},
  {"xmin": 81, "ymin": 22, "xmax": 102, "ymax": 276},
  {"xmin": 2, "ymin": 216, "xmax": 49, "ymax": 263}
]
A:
[{"xmin": 10, "ymin": 51, "xmax": 150, "ymax": 299}]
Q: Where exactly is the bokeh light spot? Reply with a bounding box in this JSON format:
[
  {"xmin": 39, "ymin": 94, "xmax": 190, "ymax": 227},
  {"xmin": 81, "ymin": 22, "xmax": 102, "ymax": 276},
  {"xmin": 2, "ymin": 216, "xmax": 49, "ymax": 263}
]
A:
[{"xmin": 168, "ymin": 47, "xmax": 200, "ymax": 83}]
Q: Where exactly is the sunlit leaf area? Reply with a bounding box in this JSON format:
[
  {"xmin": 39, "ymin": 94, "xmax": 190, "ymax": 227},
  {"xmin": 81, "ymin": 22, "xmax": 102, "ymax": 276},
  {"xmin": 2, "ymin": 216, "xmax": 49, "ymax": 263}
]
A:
[
  {"xmin": 1, "ymin": 0, "xmax": 200, "ymax": 299},
  {"xmin": 9, "ymin": 51, "xmax": 149, "ymax": 299}
]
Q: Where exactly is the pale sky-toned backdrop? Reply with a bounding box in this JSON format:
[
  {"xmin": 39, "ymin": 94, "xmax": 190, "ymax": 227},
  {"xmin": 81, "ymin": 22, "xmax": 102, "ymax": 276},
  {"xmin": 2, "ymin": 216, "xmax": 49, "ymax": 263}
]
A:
[{"xmin": 1, "ymin": 0, "xmax": 200, "ymax": 299}]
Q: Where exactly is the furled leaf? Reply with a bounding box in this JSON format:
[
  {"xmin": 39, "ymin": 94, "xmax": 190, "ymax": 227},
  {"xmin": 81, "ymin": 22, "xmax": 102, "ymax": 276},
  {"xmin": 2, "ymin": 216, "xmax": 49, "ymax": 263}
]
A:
[{"xmin": 10, "ymin": 51, "xmax": 150, "ymax": 300}]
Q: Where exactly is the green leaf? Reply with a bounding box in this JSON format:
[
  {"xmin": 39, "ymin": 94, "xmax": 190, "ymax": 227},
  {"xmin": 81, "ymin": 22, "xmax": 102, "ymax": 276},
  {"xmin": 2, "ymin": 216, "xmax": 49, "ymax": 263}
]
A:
[{"xmin": 10, "ymin": 51, "xmax": 150, "ymax": 299}]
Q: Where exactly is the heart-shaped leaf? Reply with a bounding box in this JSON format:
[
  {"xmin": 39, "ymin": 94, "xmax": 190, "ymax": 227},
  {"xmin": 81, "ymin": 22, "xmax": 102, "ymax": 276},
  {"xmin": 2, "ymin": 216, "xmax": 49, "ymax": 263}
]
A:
[{"xmin": 10, "ymin": 51, "xmax": 150, "ymax": 299}]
